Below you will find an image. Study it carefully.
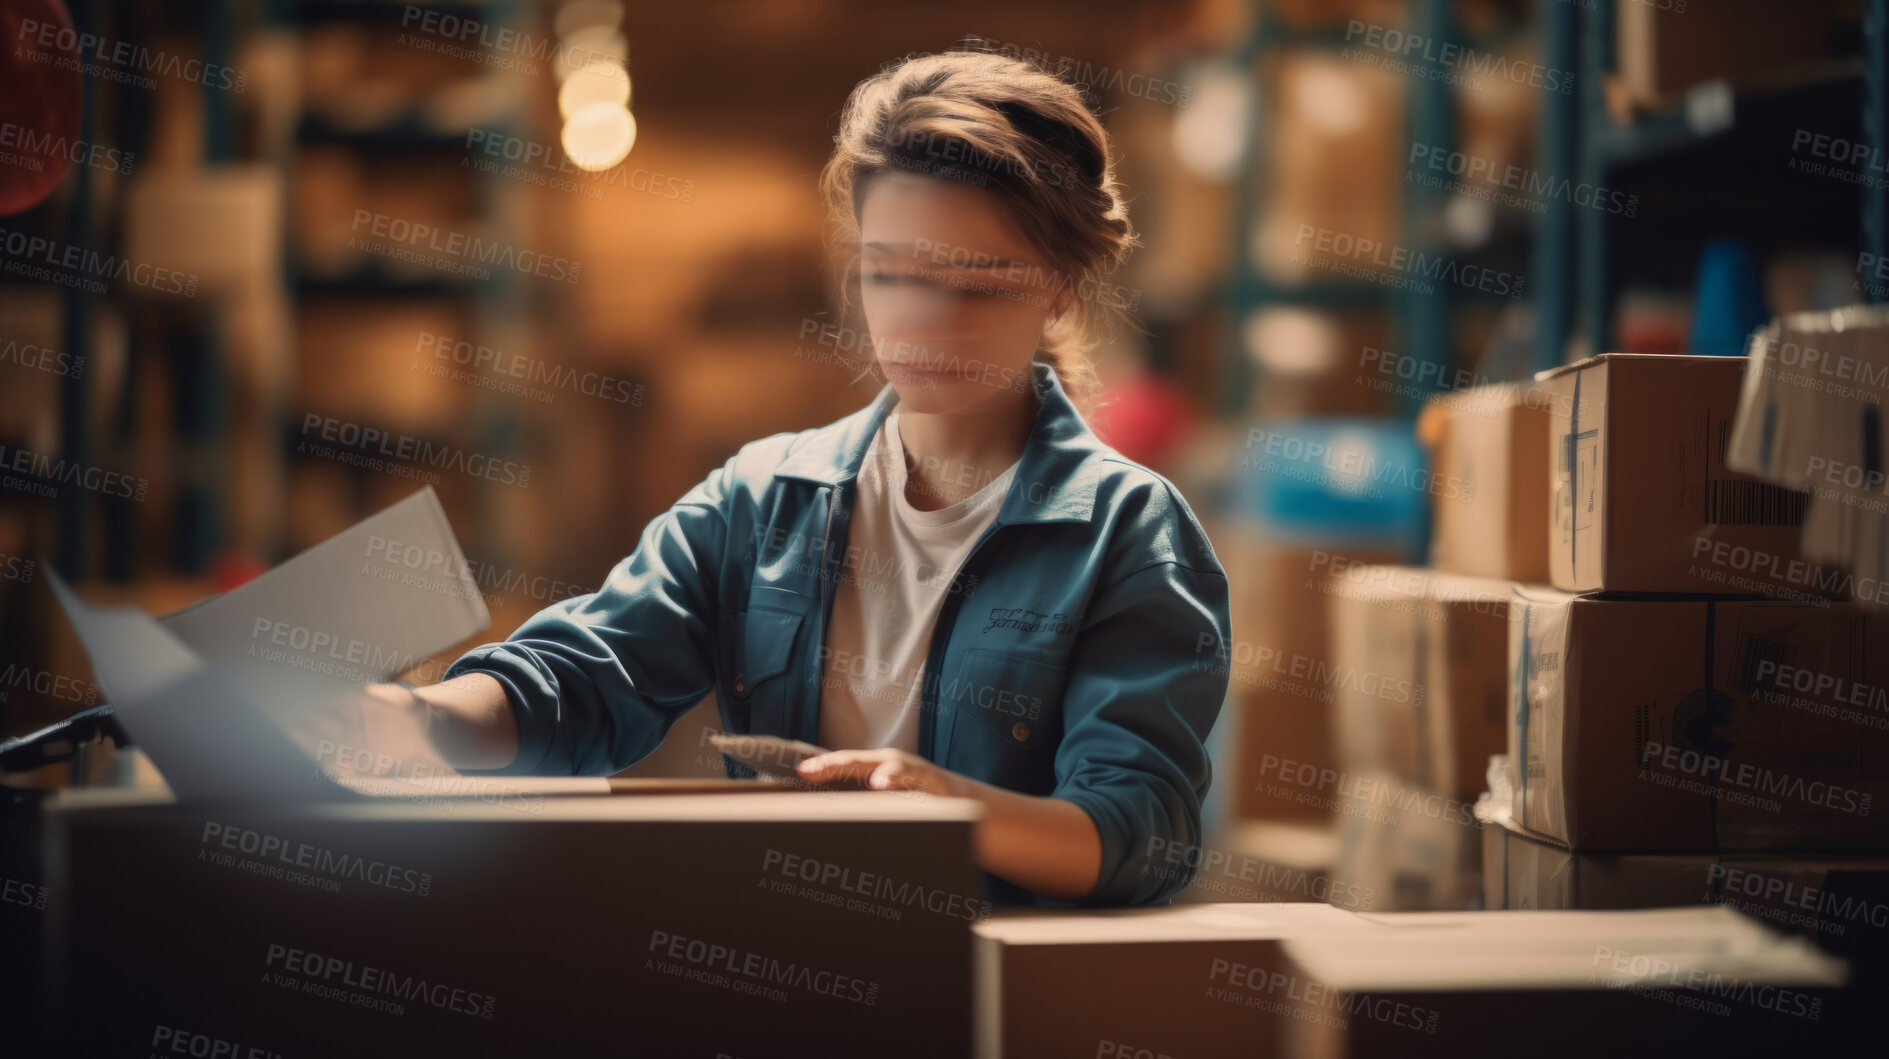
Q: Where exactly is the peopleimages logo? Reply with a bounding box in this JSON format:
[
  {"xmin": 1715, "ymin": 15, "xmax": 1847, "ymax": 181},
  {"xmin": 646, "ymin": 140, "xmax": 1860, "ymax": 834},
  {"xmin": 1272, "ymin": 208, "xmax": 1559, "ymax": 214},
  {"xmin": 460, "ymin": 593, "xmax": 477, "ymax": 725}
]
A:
[
  {"xmin": 1407, "ymin": 143, "xmax": 1637, "ymax": 217},
  {"xmin": 0, "ymin": 443, "xmax": 149, "ymax": 501},
  {"xmin": 0, "ymin": 227, "xmax": 198, "ymax": 296},
  {"xmin": 759, "ymin": 849, "xmax": 990, "ymax": 921},
  {"xmin": 1639, "ymin": 741, "xmax": 1873, "ymax": 816},
  {"xmin": 1143, "ymin": 837, "xmax": 1377, "ymax": 909},
  {"xmin": 263, "ymin": 943, "xmax": 496, "ymax": 1018},
  {"xmin": 297, "ymin": 414, "xmax": 533, "ymax": 488},
  {"xmin": 347, "ymin": 210, "xmax": 581, "ymax": 285},
  {"xmin": 1707, "ymin": 863, "xmax": 1889, "ymax": 932},
  {"xmin": 200, "ymin": 820, "xmax": 433, "ymax": 897},
  {"xmin": 0, "ymin": 119, "xmax": 134, "ymax": 175},
  {"xmin": 1343, "ymin": 19, "xmax": 1573, "ymax": 94},
  {"xmin": 415, "ymin": 330, "xmax": 643, "ymax": 405},
  {"xmin": 647, "ymin": 929, "xmax": 880, "ymax": 1006},
  {"xmin": 13, "ymin": 17, "xmax": 248, "ymax": 92},
  {"xmin": 1292, "ymin": 224, "xmax": 1526, "ymax": 298},
  {"xmin": 0, "ymin": 336, "xmax": 85, "ymax": 379}
]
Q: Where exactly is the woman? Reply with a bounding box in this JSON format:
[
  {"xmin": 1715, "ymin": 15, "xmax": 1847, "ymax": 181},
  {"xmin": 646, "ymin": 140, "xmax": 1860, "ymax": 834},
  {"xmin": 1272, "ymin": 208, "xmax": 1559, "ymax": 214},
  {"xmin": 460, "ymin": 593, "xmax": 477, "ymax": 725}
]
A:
[{"xmin": 384, "ymin": 49, "xmax": 1231, "ymax": 907}]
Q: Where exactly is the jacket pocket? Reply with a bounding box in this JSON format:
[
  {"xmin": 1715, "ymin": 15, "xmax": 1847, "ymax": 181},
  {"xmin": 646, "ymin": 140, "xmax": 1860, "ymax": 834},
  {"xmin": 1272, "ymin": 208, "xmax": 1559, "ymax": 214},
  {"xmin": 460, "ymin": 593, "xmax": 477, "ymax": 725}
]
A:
[
  {"xmin": 943, "ymin": 647, "xmax": 1066, "ymax": 754},
  {"xmin": 719, "ymin": 606, "xmax": 804, "ymax": 735}
]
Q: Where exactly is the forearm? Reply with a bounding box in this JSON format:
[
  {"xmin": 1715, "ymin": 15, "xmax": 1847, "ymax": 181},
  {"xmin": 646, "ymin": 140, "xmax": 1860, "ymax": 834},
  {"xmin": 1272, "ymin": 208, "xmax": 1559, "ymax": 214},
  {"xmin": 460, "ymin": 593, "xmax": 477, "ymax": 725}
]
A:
[
  {"xmin": 950, "ymin": 776, "xmax": 1102, "ymax": 900},
  {"xmin": 398, "ymin": 673, "xmax": 519, "ymax": 770}
]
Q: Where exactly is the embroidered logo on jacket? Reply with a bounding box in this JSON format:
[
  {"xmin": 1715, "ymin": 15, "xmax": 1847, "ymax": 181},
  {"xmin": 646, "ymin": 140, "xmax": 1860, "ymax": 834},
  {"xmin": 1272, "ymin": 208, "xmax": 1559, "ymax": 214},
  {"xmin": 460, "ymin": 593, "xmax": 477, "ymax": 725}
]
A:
[{"xmin": 982, "ymin": 607, "xmax": 1073, "ymax": 634}]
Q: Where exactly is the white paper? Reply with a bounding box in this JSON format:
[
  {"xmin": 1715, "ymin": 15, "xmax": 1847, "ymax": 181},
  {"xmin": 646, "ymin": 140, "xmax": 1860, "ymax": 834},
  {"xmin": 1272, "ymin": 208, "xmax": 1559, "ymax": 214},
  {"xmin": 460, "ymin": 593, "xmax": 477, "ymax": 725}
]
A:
[
  {"xmin": 48, "ymin": 488, "xmax": 491, "ymax": 803},
  {"xmin": 159, "ymin": 486, "xmax": 490, "ymax": 706},
  {"xmin": 49, "ymin": 573, "xmax": 357, "ymax": 803}
]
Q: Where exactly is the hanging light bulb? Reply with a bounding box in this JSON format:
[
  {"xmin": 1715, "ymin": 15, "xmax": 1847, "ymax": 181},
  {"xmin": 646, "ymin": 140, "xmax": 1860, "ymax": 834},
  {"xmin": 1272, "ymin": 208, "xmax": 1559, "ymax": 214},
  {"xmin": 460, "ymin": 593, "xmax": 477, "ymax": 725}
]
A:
[
  {"xmin": 559, "ymin": 58, "xmax": 631, "ymax": 119},
  {"xmin": 555, "ymin": 26, "xmax": 628, "ymax": 84},
  {"xmin": 561, "ymin": 102, "xmax": 636, "ymax": 171}
]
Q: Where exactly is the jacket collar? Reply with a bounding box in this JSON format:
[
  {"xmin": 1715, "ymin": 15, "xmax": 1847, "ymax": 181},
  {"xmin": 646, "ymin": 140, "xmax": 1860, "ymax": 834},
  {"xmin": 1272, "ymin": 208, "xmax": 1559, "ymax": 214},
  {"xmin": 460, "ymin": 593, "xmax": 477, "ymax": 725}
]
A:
[{"xmin": 774, "ymin": 359, "xmax": 1100, "ymax": 525}]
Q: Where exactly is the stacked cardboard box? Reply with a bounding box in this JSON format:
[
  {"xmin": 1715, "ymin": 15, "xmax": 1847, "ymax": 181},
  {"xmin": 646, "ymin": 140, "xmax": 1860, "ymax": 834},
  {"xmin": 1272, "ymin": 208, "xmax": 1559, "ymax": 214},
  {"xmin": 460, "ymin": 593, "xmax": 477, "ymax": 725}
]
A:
[
  {"xmin": 972, "ymin": 904, "xmax": 1854, "ymax": 1058},
  {"xmin": 1484, "ymin": 354, "xmax": 1889, "ymax": 960},
  {"xmin": 1219, "ymin": 530, "xmax": 1399, "ymax": 836},
  {"xmin": 1539, "ymin": 354, "xmax": 1821, "ymax": 599},
  {"xmin": 1614, "ymin": 0, "xmax": 1851, "ymax": 112},
  {"xmin": 1278, "ymin": 907, "xmax": 1855, "ymax": 1058},
  {"xmin": 1481, "ymin": 821, "xmax": 1889, "ymax": 956},
  {"xmin": 973, "ymin": 903, "xmax": 1381, "ymax": 1058},
  {"xmin": 1321, "ymin": 384, "xmax": 1549, "ymax": 909}
]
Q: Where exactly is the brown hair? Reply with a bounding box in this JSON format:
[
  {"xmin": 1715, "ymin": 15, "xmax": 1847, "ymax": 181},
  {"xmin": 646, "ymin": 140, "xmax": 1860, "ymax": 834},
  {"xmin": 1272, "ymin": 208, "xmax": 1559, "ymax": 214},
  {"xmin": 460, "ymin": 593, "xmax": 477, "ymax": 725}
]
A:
[{"xmin": 818, "ymin": 44, "xmax": 1141, "ymax": 415}]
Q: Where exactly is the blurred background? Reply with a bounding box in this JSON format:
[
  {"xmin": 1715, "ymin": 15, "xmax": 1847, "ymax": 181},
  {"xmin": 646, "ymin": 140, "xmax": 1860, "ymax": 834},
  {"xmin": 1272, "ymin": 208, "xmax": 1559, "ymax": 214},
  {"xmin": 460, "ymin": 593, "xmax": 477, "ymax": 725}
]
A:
[{"xmin": 1, "ymin": 0, "xmax": 1876, "ymax": 902}]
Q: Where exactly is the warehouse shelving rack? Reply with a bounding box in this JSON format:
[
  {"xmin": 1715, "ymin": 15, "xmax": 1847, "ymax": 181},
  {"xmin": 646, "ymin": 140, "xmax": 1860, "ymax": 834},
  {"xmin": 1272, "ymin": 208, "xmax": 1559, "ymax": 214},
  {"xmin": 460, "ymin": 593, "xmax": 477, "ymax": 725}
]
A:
[{"xmin": 1531, "ymin": 0, "xmax": 1885, "ymax": 370}]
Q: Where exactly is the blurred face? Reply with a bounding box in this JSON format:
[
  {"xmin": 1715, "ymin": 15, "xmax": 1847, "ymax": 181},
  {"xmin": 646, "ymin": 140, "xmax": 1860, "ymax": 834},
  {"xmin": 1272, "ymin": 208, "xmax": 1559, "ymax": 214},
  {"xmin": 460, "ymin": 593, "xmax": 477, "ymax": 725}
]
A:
[{"xmin": 856, "ymin": 173, "xmax": 1062, "ymax": 414}]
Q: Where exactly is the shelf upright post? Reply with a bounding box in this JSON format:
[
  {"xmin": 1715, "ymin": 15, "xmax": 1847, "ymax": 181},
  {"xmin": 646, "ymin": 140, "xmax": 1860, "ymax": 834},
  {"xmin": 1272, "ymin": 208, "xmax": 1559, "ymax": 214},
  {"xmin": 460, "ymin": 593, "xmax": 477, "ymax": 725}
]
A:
[
  {"xmin": 1532, "ymin": 0, "xmax": 1579, "ymax": 372},
  {"xmin": 55, "ymin": 0, "xmax": 100, "ymax": 581},
  {"xmin": 1576, "ymin": 1, "xmax": 1613, "ymax": 355},
  {"xmin": 1864, "ymin": 0, "xmax": 1888, "ymax": 298},
  {"xmin": 1395, "ymin": 0, "xmax": 1455, "ymax": 420}
]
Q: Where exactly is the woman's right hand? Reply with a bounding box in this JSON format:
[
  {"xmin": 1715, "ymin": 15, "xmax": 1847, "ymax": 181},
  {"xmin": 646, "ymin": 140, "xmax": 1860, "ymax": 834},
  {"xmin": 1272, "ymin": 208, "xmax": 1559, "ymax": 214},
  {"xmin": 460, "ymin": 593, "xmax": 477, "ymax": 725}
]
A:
[
  {"xmin": 397, "ymin": 672, "xmax": 520, "ymax": 772},
  {"xmin": 319, "ymin": 675, "xmax": 519, "ymax": 785}
]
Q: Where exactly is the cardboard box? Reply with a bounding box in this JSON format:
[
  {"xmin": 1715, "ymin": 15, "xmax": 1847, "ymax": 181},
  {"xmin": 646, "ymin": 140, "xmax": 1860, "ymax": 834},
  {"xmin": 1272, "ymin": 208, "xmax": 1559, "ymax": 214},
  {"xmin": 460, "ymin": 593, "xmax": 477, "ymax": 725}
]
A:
[
  {"xmin": 1509, "ymin": 584, "xmax": 1889, "ymax": 850},
  {"xmin": 1280, "ymin": 906, "xmax": 1853, "ymax": 1058},
  {"xmin": 1327, "ymin": 565, "xmax": 1512, "ymax": 798},
  {"xmin": 1177, "ymin": 821, "xmax": 1351, "ymax": 907},
  {"xmin": 1251, "ymin": 50, "xmax": 1403, "ymax": 286},
  {"xmin": 1616, "ymin": 0, "xmax": 1843, "ymax": 110},
  {"xmin": 1727, "ymin": 305, "xmax": 1889, "ymax": 605},
  {"xmin": 1331, "ymin": 772, "xmax": 1483, "ymax": 912},
  {"xmin": 1540, "ymin": 353, "xmax": 1820, "ymax": 596},
  {"xmin": 44, "ymin": 789, "xmax": 980, "ymax": 1058},
  {"xmin": 1482, "ymin": 819, "xmax": 1889, "ymax": 953},
  {"xmin": 1221, "ymin": 535, "xmax": 1398, "ymax": 823},
  {"xmin": 972, "ymin": 902, "xmax": 1382, "ymax": 1058},
  {"xmin": 1418, "ymin": 384, "xmax": 1552, "ymax": 582}
]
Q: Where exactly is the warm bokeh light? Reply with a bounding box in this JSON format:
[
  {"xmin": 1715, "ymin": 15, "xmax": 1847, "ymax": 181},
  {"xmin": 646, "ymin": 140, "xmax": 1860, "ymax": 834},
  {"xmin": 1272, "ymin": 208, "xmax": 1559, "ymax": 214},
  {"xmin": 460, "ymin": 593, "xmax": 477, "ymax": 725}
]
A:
[
  {"xmin": 1243, "ymin": 305, "xmax": 1341, "ymax": 376},
  {"xmin": 554, "ymin": 25, "xmax": 629, "ymax": 84},
  {"xmin": 559, "ymin": 59, "xmax": 632, "ymax": 119},
  {"xmin": 1170, "ymin": 61, "xmax": 1248, "ymax": 182},
  {"xmin": 560, "ymin": 102, "xmax": 637, "ymax": 171}
]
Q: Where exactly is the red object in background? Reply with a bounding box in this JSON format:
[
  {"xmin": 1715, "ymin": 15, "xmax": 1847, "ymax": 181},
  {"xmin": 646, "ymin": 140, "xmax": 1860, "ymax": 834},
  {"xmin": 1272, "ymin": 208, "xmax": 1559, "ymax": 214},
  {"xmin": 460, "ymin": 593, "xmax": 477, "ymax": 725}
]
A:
[
  {"xmin": 1091, "ymin": 369, "xmax": 1195, "ymax": 470},
  {"xmin": 208, "ymin": 551, "xmax": 267, "ymax": 593},
  {"xmin": 0, "ymin": 0, "xmax": 82, "ymax": 216}
]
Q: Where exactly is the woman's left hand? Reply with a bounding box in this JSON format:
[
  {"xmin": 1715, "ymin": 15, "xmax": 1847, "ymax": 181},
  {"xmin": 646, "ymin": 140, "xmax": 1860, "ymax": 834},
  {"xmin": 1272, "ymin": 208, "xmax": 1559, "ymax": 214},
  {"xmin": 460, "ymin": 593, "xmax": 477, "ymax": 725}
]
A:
[{"xmin": 797, "ymin": 748, "xmax": 966, "ymax": 797}]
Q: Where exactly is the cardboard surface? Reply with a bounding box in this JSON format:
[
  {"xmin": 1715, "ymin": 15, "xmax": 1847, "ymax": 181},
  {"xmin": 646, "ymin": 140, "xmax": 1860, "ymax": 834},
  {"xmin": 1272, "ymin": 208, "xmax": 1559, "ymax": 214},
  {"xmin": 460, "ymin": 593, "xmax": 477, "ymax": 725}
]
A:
[
  {"xmin": 1481, "ymin": 818, "xmax": 1889, "ymax": 953},
  {"xmin": 1327, "ymin": 565, "xmax": 1513, "ymax": 798},
  {"xmin": 1221, "ymin": 535, "xmax": 1399, "ymax": 823},
  {"xmin": 1508, "ymin": 585, "xmax": 1889, "ymax": 850},
  {"xmin": 1331, "ymin": 770, "xmax": 1483, "ymax": 912},
  {"xmin": 1539, "ymin": 354, "xmax": 1817, "ymax": 596},
  {"xmin": 45, "ymin": 795, "xmax": 980, "ymax": 1058},
  {"xmin": 1281, "ymin": 906, "xmax": 1853, "ymax": 1058},
  {"xmin": 1728, "ymin": 305, "xmax": 1889, "ymax": 603},
  {"xmin": 1616, "ymin": 0, "xmax": 1841, "ymax": 108},
  {"xmin": 1420, "ymin": 384, "xmax": 1551, "ymax": 582},
  {"xmin": 973, "ymin": 903, "xmax": 1381, "ymax": 1059}
]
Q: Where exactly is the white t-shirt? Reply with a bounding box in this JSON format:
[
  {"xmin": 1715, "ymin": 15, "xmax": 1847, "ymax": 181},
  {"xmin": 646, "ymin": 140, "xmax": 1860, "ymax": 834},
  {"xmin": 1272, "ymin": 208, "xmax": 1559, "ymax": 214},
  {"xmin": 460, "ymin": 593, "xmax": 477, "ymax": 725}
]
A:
[{"xmin": 817, "ymin": 409, "xmax": 1020, "ymax": 752}]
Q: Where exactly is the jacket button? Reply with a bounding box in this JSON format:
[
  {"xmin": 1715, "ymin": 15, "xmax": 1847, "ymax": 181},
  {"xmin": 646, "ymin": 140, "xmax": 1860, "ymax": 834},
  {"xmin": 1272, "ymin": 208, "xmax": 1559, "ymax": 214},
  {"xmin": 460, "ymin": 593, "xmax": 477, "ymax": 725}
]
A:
[
  {"xmin": 1011, "ymin": 722, "xmax": 1030, "ymax": 741},
  {"xmin": 734, "ymin": 675, "xmax": 747, "ymax": 694}
]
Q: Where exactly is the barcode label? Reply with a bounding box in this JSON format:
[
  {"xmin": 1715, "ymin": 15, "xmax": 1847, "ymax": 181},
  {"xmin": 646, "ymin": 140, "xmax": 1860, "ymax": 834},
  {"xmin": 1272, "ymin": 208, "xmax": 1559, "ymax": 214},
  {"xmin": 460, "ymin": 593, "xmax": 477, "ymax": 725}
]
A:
[{"xmin": 1705, "ymin": 479, "xmax": 1808, "ymax": 525}]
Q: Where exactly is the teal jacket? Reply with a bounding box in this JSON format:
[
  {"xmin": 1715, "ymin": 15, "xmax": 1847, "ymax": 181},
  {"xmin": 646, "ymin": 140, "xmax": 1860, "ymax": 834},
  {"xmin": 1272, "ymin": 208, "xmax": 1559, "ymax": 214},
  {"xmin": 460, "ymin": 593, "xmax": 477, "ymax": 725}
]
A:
[{"xmin": 445, "ymin": 360, "xmax": 1232, "ymax": 906}]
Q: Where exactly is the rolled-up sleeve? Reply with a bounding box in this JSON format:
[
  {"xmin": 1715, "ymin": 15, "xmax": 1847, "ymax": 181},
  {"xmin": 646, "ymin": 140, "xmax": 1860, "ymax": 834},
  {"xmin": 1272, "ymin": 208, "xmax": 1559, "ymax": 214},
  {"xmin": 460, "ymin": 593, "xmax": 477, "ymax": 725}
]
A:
[
  {"xmin": 443, "ymin": 455, "xmax": 735, "ymax": 775},
  {"xmin": 1053, "ymin": 557, "xmax": 1231, "ymax": 906}
]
